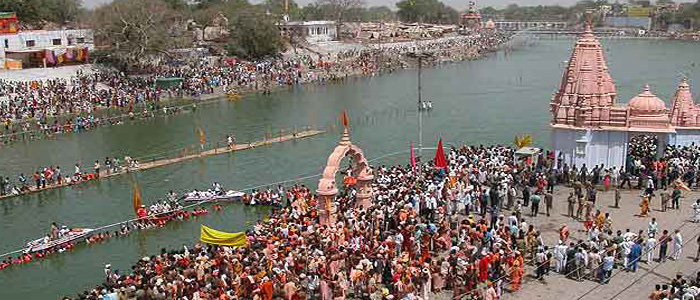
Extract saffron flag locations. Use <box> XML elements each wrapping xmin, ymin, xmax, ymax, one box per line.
<box><xmin>198</xmin><ymin>126</ymin><xmax>206</xmax><ymax>145</ymax></box>
<box><xmin>132</xmin><ymin>184</ymin><xmax>143</xmax><ymax>216</ymax></box>
<box><xmin>200</xmin><ymin>225</ymin><xmax>248</xmax><ymax>246</ymax></box>
<box><xmin>410</xmin><ymin>141</ymin><xmax>416</xmax><ymax>169</ymax></box>
<box><xmin>434</xmin><ymin>139</ymin><xmax>448</xmax><ymax>170</ymax></box>
<box><xmin>341</xmin><ymin>110</ymin><xmax>349</xmax><ymax>127</ymax></box>
<box><xmin>675</xmin><ymin>179</ymin><xmax>691</xmax><ymax>192</ymax></box>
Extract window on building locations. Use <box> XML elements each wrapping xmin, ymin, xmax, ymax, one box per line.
<box><xmin>4</xmin><ymin>39</ymin><xmax>8</xmax><ymax>49</ymax></box>
<box><xmin>77</xmin><ymin>37</ymin><xmax>85</xmax><ymax>43</ymax></box>
<box><xmin>575</xmin><ymin>134</ymin><xmax>587</xmax><ymax>156</ymax></box>
<box><xmin>575</xmin><ymin>141</ymin><xmax>586</xmax><ymax>156</ymax></box>
<box><xmin>26</xmin><ymin>40</ymin><xmax>35</xmax><ymax>47</ymax></box>
<box><xmin>52</xmin><ymin>38</ymin><xmax>62</xmax><ymax>46</ymax></box>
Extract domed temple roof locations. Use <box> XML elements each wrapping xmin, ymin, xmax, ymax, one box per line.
<box><xmin>629</xmin><ymin>85</ymin><xmax>667</xmax><ymax>114</ymax></box>
<box><xmin>628</xmin><ymin>85</ymin><xmax>671</xmax><ymax>130</ymax></box>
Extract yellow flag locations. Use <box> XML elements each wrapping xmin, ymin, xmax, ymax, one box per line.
<box><xmin>200</xmin><ymin>225</ymin><xmax>248</xmax><ymax>246</ymax></box>
<box><xmin>132</xmin><ymin>184</ymin><xmax>142</xmax><ymax>216</ymax></box>
<box><xmin>198</xmin><ymin>126</ymin><xmax>206</xmax><ymax>145</ymax></box>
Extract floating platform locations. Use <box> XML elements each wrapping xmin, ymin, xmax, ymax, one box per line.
<box><xmin>0</xmin><ymin>129</ymin><xmax>325</xmax><ymax>200</ymax></box>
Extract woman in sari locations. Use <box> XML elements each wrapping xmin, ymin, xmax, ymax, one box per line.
<box><xmin>603</xmin><ymin>170</ymin><xmax>611</xmax><ymax>191</ymax></box>
<box><xmin>640</xmin><ymin>194</ymin><xmax>650</xmax><ymax>217</ymax></box>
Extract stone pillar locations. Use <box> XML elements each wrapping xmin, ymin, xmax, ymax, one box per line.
<box><xmin>355</xmin><ymin>173</ymin><xmax>374</xmax><ymax>210</ymax></box>
<box><xmin>316</xmin><ymin>189</ymin><xmax>337</xmax><ymax>225</ymax></box>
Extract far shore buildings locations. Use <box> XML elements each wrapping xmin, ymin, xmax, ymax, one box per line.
<box><xmin>279</xmin><ymin>21</ymin><xmax>337</xmax><ymax>44</ymax></box>
<box><xmin>0</xmin><ymin>12</ymin><xmax>94</xmax><ymax>70</ymax></box>
<box><xmin>550</xmin><ymin>21</ymin><xmax>700</xmax><ymax>169</ymax></box>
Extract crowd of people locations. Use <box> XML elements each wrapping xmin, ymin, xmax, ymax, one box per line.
<box><xmin>60</xmin><ymin>142</ymin><xmax>699</xmax><ymax>300</ymax></box>
<box><xmin>0</xmin><ymin>31</ymin><xmax>512</xmax><ymax>145</ymax></box>
<box><xmin>0</xmin><ymin>156</ymin><xmax>141</xmax><ymax>198</ymax></box>
<box><xmin>0</xmin><ymin>202</ymin><xmax>212</xmax><ymax>272</ymax></box>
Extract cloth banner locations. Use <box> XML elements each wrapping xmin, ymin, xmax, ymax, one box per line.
<box><xmin>434</xmin><ymin>139</ymin><xmax>448</xmax><ymax>170</ymax></box>
<box><xmin>200</xmin><ymin>225</ymin><xmax>248</xmax><ymax>246</ymax></box>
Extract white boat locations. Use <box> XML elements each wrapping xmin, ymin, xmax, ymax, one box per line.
<box><xmin>25</xmin><ymin>228</ymin><xmax>94</xmax><ymax>253</ymax></box>
<box><xmin>180</xmin><ymin>190</ymin><xmax>245</xmax><ymax>202</ymax></box>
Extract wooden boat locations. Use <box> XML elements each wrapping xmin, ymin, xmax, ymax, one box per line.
<box><xmin>180</xmin><ymin>190</ymin><xmax>245</xmax><ymax>202</ymax></box>
<box><xmin>227</xmin><ymin>91</ymin><xmax>240</xmax><ymax>101</ymax></box>
<box><xmin>25</xmin><ymin>228</ymin><xmax>94</xmax><ymax>253</ymax></box>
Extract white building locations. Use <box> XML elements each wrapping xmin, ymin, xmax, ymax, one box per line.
<box><xmin>0</xmin><ymin>29</ymin><xmax>94</xmax><ymax>69</ymax></box>
<box><xmin>280</xmin><ymin>21</ymin><xmax>337</xmax><ymax>44</ymax></box>
<box><xmin>550</xmin><ymin>21</ymin><xmax>700</xmax><ymax>171</ymax></box>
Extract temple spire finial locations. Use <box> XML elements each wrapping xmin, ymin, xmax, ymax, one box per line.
<box><xmin>584</xmin><ymin>10</ymin><xmax>593</xmax><ymax>33</ymax></box>
<box><xmin>339</xmin><ymin>110</ymin><xmax>351</xmax><ymax>145</ymax></box>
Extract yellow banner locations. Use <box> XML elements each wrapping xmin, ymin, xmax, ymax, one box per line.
<box><xmin>200</xmin><ymin>225</ymin><xmax>248</xmax><ymax>246</ymax></box>
<box><xmin>628</xmin><ymin>7</ymin><xmax>652</xmax><ymax>17</ymax></box>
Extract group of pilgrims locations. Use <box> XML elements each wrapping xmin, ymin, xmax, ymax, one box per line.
<box><xmin>0</xmin><ymin>31</ymin><xmax>512</xmax><ymax>145</ymax></box>
<box><xmin>61</xmin><ymin>143</ymin><xmax>700</xmax><ymax>300</ymax></box>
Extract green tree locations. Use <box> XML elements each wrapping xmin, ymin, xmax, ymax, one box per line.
<box><xmin>396</xmin><ymin>0</ymin><xmax>459</xmax><ymax>24</ymax></box>
<box><xmin>227</xmin><ymin>9</ymin><xmax>283</xmax><ymax>59</ymax></box>
<box><xmin>299</xmin><ymin>3</ymin><xmax>324</xmax><ymax>20</ymax></box>
<box><xmin>364</xmin><ymin>6</ymin><xmax>395</xmax><ymax>21</ymax></box>
<box><xmin>43</xmin><ymin>0</ymin><xmax>83</xmax><ymax>25</ymax></box>
<box><xmin>0</xmin><ymin>0</ymin><xmax>84</xmax><ymax>27</ymax></box>
<box><xmin>263</xmin><ymin>0</ymin><xmax>301</xmax><ymax>19</ymax></box>
<box><xmin>315</xmin><ymin>0</ymin><xmax>364</xmax><ymax>32</ymax></box>
<box><xmin>92</xmin><ymin>0</ymin><xmax>184</xmax><ymax>71</ymax></box>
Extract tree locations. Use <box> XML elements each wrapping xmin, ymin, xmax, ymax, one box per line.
<box><xmin>263</xmin><ymin>0</ymin><xmax>301</xmax><ymax>20</ymax></box>
<box><xmin>364</xmin><ymin>6</ymin><xmax>395</xmax><ymax>21</ymax></box>
<box><xmin>396</xmin><ymin>0</ymin><xmax>459</xmax><ymax>24</ymax></box>
<box><xmin>43</xmin><ymin>0</ymin><xmax>83</xmax><ymax>25</ymax></box>
<box><xmin>315</xmin><ymin>0</ymin><xmax>364</xmax><ymax>33</ymax></box>
<box><xmin>0</xmin><ymin>0</ymin><xmax>84</xmax><ymax>27</ymax></box>
<box><xmin>227</xmin><ymin>9</ymin><xmax>283</xmax><ymax>59</ymax></box>
<box><xmin>92</xmin><ymin>0</ymin><xmax>184</xmax><ymax>71</ymax></box>
<box><xmin>300</xmin><ymin>3</ymin><xmax>324</xmax><ymax>20</ymax></box>
<box><xmin>164</xmin><ymin>0</ymin><xmax>189</xmax><ymax>11</ymax></box>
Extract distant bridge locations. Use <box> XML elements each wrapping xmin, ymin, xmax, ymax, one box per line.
<box><xmin>493</xmin><ymin>20</ymin><xmax>568</xmax><ymax>31</ymax></box>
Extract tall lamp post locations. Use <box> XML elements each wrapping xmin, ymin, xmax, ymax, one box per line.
<box><xmin>407</xmin><ymin>52</ymin><xmax>433</xmax><ymax>158</ymax></box>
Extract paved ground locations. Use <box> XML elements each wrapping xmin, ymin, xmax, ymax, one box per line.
<box><xmin>492</xmin><ymin>186</ymin><xmax>700</xmax><ymax>300</ymax></box>
<box><xmin>0</xmin><ymin>64</ymin><xmax>95</xmax><ymax>81</ymax></box>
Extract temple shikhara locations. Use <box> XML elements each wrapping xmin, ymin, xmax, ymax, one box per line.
<box><xmin>550</xmin><ymin>20</ymin><xmax>700</xmax><ymax>168</ymax></box>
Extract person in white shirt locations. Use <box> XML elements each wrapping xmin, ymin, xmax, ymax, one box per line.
<box><xmin>645</xmin><ymin>233</ymin><xmax>657</xmax><ymax>263</ymax></box>
<box><xmin>648</xmin><ymin>218</ymin><xmax>659</xmax><ymax>237</ymax></box>
<box><xmin>673</xmin><ymin>229</ymin><xmax>683</xmax><ymax>260</ymax></box>
<box><xmin>621</xmin><ymin>238</ymin><xmax>633</xmax><ymax>269</ymax></box>
<box><xmin>555</xmin><ymin>241</ymin><xmax>568</xmax><ymax>273</ymax></box>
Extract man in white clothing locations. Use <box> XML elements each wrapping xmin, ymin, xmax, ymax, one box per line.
<box><xmin>673</xmin><ymin>229</ymin><xmax>683</xmax><ymax>260</ymax></box>
<box><xmin>621</xmin><ymin>238</ymin><xmax>633</xmax><ymax>269</ymax></box>
<box><xmin>645</xmin><ymin>233</ymin><xmax>657</xmax><ymax>263</ymax></box>
<box><xmin>555</xmin><ymin>240</ymin><xmax>568</xmax><ymax>273</ymax></box>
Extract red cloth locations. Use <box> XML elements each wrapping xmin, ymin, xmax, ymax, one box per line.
<box><xmin>478</xmin><ymin>255</ymin><xmax>490</xmax><ymax>282</ymax></box>
<box><xmin>410</xmin><ymin>141</ymin><xmax>416</xmax><ymax>170</ymax></box>
<box><xmin>434</xmin><ymin>139</ymin><xmax>448</xmax><ymax>170</ymax></box>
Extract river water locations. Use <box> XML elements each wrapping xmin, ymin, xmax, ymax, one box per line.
<box><xmin>0</xmin><ymin>37</ymin><xmax>698</xmax><ymax>298</ymax></box>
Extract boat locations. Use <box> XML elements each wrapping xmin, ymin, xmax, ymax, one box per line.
<box><xmin>180</xmin><ymin>190</ymin><xmax>245</xmax><ymax>202</ymax></box>
<box><xmin>25</xmin><ymin>228</ymin><xmax>94</xmax><ymax>253</ymax></box>
<box><xmin>227</xmin><ymin>91</ymin><xmax>240</xmax><ymax>101</ymax></box>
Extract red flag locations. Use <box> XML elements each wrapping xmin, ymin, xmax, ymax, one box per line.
<box><xmin>341</xmin><ymin>110</ymin><xmax>349</xmax><ymax>127</ymax></box>
<box><xmin>434</xmin><ymin>139</ymin><xmax>448</xmax><ymax>170</ymax></box>
<box><xmin>410</xmin><ymin>141</ymin><xmax>416</xmax><ymax>169</ymax></box>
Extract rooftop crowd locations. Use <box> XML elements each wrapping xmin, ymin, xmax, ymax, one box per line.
<box><xmin>64</xmin><ymin>141</ymin><xmax>700</xmax><ymax>300</ymax></box>
<box><xmin>0</xmin><ymin>31</ymin><xmax>512</xmax><ymax>144</ymax></box>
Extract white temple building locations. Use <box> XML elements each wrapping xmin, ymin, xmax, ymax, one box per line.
<box><xmin>550</xmin><ymin>21</ymin><xmax>700</xmax><ymax>169</ymax></box>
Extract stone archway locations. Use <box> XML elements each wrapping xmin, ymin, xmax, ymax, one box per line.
<box><xmin>316</xmin><ymin>126</ymin><xmax>374</xmax><ymax>225</ymax></box>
